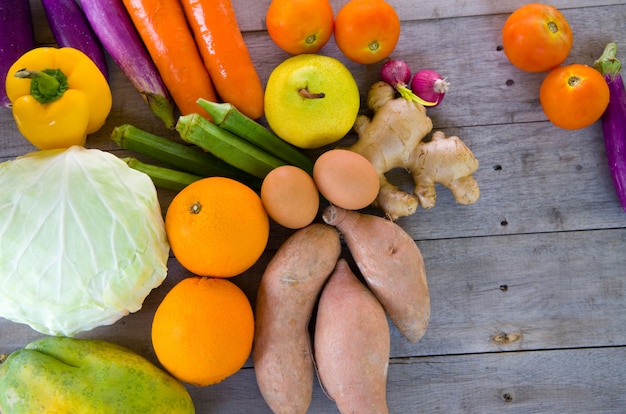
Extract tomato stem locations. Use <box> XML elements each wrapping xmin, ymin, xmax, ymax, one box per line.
<box><xmin>547</xmin><ymin>21</ymin><xmax>559</xmax><ymax>34</ymax></box>
<box><xmin>567</xmin><ymin>75</ymin><xmax>582</xmax><ymax>87</ymax></box>
<box><xmin>305</xmin><ymin>34</ymin><xmax>316</xmax><ymax>45</ymax></box>
<box><xmin>368</xmin><ymin>40</ymin><xmax>381</xmax><ymax>52</ymax></box>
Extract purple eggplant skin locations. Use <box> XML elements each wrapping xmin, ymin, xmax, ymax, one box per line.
<box><xmin>594</xmin><ymin>43</ymin><xmax>626</xmax><ymax>213</ymax></box>
<box><xmin>41</xmin><ymin>0</ymin><xmax>108</xmax><ymax>79</ymax></box>
<box><xmin>0</xmin><ymin>0</ymin><xmax>35</xmax><ymax>108</ymax></box>
<box><xmin>78</xmin><ymin>0</ymin><xmax>175</xmax><ymax>128</ymax></box>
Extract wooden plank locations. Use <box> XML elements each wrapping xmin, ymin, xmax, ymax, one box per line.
<box><xmin>231</xmin><ymin>1</ymin><xmax>625</xmax><ymax>32</ymax></box>
<box><xmin>387</xmin><ymin>347</ymin><xmax>626</xmax><ymax>414</ymax></box>
<box><xmin>395</xmin><ymin>120</ymin><xmax>626</xmax><ymax>240</ymax></box>
<box><xmin>182</xmin><ymin>346</ymin><xmax>626</xmax><ymax>413</ymax></box>
<box><xmin>32</xmin><ymin>1</ymin><xmax>617</xmax><ymax>37</ymax></box>
<box><xmin>395</xmin><ymin>227</ymin><xmax>626</xmax><ymax>357</ymax></box>
<box><xmin>3</xmin><ymin>227</ymin><xmax>624</xmax><ymax>361</ymax></box>
<box><xmin>260</xmin><ymin>115</ymin><xmax>626</xmax><ymax>244</ymax></box>
<box><xmin>4</xmin><ymin>327</ymin><xmax>624</xmax><ymax>413</ymax></box>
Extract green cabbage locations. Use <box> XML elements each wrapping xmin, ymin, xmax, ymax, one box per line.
<box><xmin>0</xmin><ymin>146</ymin><xmax>170</xmax><ymax>336</ymax></box>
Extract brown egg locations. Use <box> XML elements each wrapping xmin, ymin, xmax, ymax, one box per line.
<box><xmin>313</xmin><ymin>149</ymin><xmax>380</xmax><ymax>210</ymax></box>
<box><xmin>261</xmin><ymin>165</ymin><xmax>319</xmax><ymax>229</ymax></box>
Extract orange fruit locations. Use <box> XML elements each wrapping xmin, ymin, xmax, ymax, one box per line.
<box><xmin>334</xmin><ymin>0</ymin><xmax>400</xmax><ymax>64</ymax></box>
<box><xmin>539</xmin><ymin>64</ymin><xmax>610</xmax><ymax>130</ymax></box>
<box><xmin>165</xmin><ymin>177</ymin><xmax>269</xmax><ymax>277</ymax></box>
<box><xmin>151</xmin><ymin>276</ymin><xmax>255</xmax><ymax>386</ymax></box>
<box><xmin>265</xmin><ymin>0</ymin><xmax>335</xmax><ymax>55</ymax></box>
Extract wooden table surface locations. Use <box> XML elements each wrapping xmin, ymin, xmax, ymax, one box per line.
<box><xmin>2</xmin><ymin>1</ymin><xmax>626</xmax><ymax>413</ymax></box>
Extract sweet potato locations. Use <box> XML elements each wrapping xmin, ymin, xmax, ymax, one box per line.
<box><xmin>314</xmin><ymin>259</ymin><xmax>390</xmax><ymax>414</ymax></box>
<box><xmin>253</xmin><ymin>223</ymin><xmax>341</xmax><ymax>414</ymax></box>
<box><xmin>322</xmin><ymin>205</ymin><xmax>430</xmax><ymax>342</ymax></box>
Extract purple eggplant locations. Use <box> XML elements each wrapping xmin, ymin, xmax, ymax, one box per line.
<box><xmin>0</xmin><ymin>0</ymin><xmax>35</xmax><ymax>108</ymax></box>
<box><xmin>78</xmin><ymin>0</ymin><xmax>175</xmax><ymax>128</ymax></box>
<box><xmin>41</xmin><ymin>0</ymin><xmax>108</xmax><ymax>79</ymax></box>
<box><xmin>594</xmin><ymin>43</ymin><xmax>626</xmax><ymax>212</ymax></box>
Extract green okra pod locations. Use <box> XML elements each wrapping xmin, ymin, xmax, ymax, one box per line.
<box><xmin>197</xmin><ymin>99</ymin><xmax>314</xmax><ymax>175</ymax></box>
<box><xmin>121</xmin><ymin>157</ymin><xmax>202</xmax><ymax>192</ymax></box>
<box><xmin>176</xmin><ymin>113</ymin><xmax>286</xmax><ymax>180</ymax></box>
<box><xmin>112</xmin><ymin>123</ymin><xmax>262</xmax><ymax>190</ymax></box>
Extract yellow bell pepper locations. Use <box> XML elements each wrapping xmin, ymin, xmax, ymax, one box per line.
<box><xmin>5</xmin><ymin>47</ymin><xmax>112</xmax><ymax>150</ymax></box>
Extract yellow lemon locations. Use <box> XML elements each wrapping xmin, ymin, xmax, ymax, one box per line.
<box><xmin>264</xmin><ymin>54</ymin><xmax>360</xmax><ymax>149</ymax></box>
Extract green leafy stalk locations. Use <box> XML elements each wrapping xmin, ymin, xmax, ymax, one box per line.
<box><xmin>197</xmin><ymin>99</ymin><xmax>314</xmax><ymax>175</ymax></box>
<box><xmin>121</xmin><ymin>157</ymin><xmax>202</xmax><ymax>192</ymax></box>
<box><xmin>397</xmin><ymin>84</ymin><xmax>437</xmax><ymax>106</ymax></box>
<box><xmin>176</xmin><ymin>113</ymin><xmax>286</xmax><ymax>180</ymax></box>
<box><xmin>112</xmin><ymin>124</ymin><xmax>262</xmax><ymax>190</ymax></box>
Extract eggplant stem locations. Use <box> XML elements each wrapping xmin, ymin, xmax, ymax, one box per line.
<box><xmin>594</xmin><ymin>42</ymin><xmax>622</xmax><ymax>80</ymax></box>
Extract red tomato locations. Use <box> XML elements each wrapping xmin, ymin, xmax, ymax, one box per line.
<box><xmin>539</xmin><ymin>64</ymin><xmax>609</xmax><ymax>130</ymax></box>
<box><xmin>502</xmin><ymin>4</ymin><xmax>573</xmax><ymax>72</ymax></box>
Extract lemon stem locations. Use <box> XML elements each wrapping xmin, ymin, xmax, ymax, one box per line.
<box><xmin>299</xmin><ymin>88</ymin><xmax>325</xmax><ymax>99</ymax></box>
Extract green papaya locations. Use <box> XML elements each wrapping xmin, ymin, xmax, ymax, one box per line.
<box><xmin>0</xmin><ymin>336</ymin><xmax>195</xmax><ymax>413</ymax></box>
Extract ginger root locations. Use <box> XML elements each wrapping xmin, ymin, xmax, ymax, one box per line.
<box><xmin>345</xmin><ymin>81</ymin><xmax>479</xmax><ymax>220</ymax></box>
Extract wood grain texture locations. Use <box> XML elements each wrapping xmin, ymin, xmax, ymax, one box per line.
<box><xmin>1</xmin><ymin>1</ymin><xmax>626</xmax><ymax>413</ymax></box>
<box><xmin>180</xmin><ymin>347</ymin><xmax>626</xmax><ymax>413</ymax></box>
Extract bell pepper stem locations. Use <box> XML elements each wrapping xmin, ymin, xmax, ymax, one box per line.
<box><xmin>14</xmin><ymin>68</ymin><xmax>69</xmax><ymax>104</ymax></box>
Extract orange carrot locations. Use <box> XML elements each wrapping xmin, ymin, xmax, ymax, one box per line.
<box><xmin>122</xmin><ymin>0</ymin><xmax>217</xmax><ymax>118</ymax></box>
<box><xmin>180</xmin><ymin>0</ymin><xmax>265</xmax><ymax>120</ymax></box>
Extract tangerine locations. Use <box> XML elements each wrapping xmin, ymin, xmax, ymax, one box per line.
<box><xmin>265</xmin><ymin>0</ymin><xmax>335</xmax><ymax>55</ymax></box>
<box><xmin>151</xmin><ymin>276</ymin><xmax>255</xmax><ymax>386</ymax></box>
<box><xmin>165</xmin><ymin>177</ymin><xmax>269</xmax><ymax>277</ymax></box>
<box><xmin>334</xmin><ymin>0</ymin><xmax>400</xmax><ymax>65</ymax></box>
